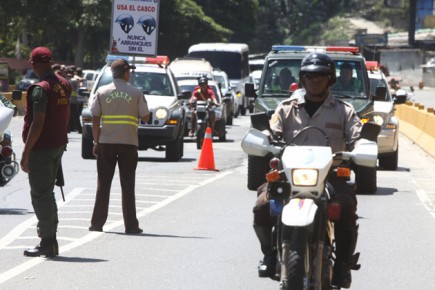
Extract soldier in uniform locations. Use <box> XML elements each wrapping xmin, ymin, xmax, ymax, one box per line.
<box><xmin>88</xmin><ymin>58</ymin><xmax>149</xmax><ymax>234</ymax></box>
<box><xmin>21</xmin><ymin>47</ymin><xmax>71</xmax><ymax>257</ymax></box>
<box><xmin>253</xmin><ymin>52</ymin><xmax>362</xmax><ymax>289</ymax></box>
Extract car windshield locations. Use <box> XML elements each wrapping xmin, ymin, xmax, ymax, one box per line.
<box><xmin>179</xmin><ymin>84</ymin><xmax>221</xmax><ymax>103</ymax></box>
<box><xmin>262</xmin><ymin>59</ymin><xmax>300</xmax><ymax>95</ymax></box>
<box><xmin>261</xmin><ymin>59</ymin><xmax>368</xmax><ymax>99</ymax></box>
<box><xmin>96</xmin><ymin>68</ymin><xmax>174</xmax><ymax>96</ymax></box>
<box><xmin>189</xmin><ymin>51</ymin><xmax>245</xmax><ymax>79</ymax></box>
<box><xmin>214</xmin><ymin>75</ymin><xmax>228</xmax><ymax>91</ymax></box>
<box><xmin>331</xmin><ymin>61</ymin><xmax>368</xmax><ymax>99</ymax></box>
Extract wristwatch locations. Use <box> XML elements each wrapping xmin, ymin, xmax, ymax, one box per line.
<box><xmin>93</xmin><ymin>141</ymin><xmax>98</xmax><ymax>145</ymax></box>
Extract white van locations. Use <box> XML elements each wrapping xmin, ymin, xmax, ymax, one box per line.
<box><xmin>169</xmin><ymin>57</ymin><xmax>214</xmax><ymax>81</ymax></box>
<box><xmin>188</xmin><ymin>43</ymin><xmax>251</xmax><ymax>115</ymax></box>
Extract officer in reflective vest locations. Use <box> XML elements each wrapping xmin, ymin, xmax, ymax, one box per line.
<box><xmin>88</xmin><ymin>58</ymin><xmax>150</xmax><ymax>234</ymax></box>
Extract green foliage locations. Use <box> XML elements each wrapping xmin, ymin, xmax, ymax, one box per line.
<box><xmin>0</xmin><ymin>0</ymin><xmax>411</xmax><ymax>69</ymax></box>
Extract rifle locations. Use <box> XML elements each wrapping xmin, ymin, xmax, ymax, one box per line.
<box><xmin>55</xmin><ymin>162</ymin><xmax>65</xmax><ymax>202</ymax></box>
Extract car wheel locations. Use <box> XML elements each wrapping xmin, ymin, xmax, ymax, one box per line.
<box><xmin>165</xmin><ymin>136</ymin><xmax>183</xmax><ymax>161</ymax></box>
<box><xmin>226</xmin><ymin>113</ymin><xmax>233</xmax><ymax>125</ymax></box>
<box><xmin>247</xmin><ymin>154</ymin><xmax>270</xmax><ymax>190</ymax></box>
<box><xmin>379</xmin><ymin>147</ymin><xmax>398</xmax><ymax>170</ymax></box>
<box><xmin>355</xmin><ymin>165</ymin><xmax>377</xmax><ymax>194</ymax></box>
<box><xmin>81</xmin><ymin>135</ymin><xmax>94</xmax><ymax>159</ymax></box>
<box><xmin>219</xmin><ymin>128</ymin><xmax>226</xmax><ymax>142</ymax></box>
<box><xmin>240</xmin><ymin>106</ymin><xmax>247</xmax><ymax>116</ymax></box>
<box><xmin>234</xmin><ymin>105</ymin><xmax>239</xmax><ymax>118</ymax></box>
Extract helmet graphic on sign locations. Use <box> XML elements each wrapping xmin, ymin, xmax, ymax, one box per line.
<box><xmin>115</xmin><ymin>14</ymin><xmax>134</xmax><ymax>34</ymax></box>
<box><xmin>137</xmin><ymin>15</ymin><xmax>156</xmax><ymax>35</ymax></box>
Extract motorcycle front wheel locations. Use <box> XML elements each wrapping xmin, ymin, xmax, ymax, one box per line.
<box><xmin>196</xmin><ymin>125</ymin><xmax>206</xmax><ymax>150</ymax></box>
<box><xmin>281</xmin><ymin>228</ymin><xmax>310</xmax><ymax>290</ymax></box>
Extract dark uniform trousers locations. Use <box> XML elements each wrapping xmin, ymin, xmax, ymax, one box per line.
<box><xmin>28</xmin><ymin>145</ymin><xmax>66</xmax><ymax>239</ymax></box>
<box><xmin>253</xmin><ymin>175</ymin><xmax>358</xmax><ymax>232</ymax></box>
<box><xmin>90</xmin><ymin>143</ymin><xmax>140</xmax><ymax>230</ymax></box>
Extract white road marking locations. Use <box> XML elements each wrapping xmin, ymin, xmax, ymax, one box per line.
<box><xmin>411</xmin><ymin>178</ymin><xmax>435</xmax><ymax>219</ymax></box>
<box><xmin>0</xmin><ymin>171</ymin><xmax>232</xmax><ymax>285</ymax></box>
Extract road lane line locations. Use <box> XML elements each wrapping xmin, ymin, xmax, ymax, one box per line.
<box><xmin>0</xmin><ymin>188</ymin><xmax>86</xmax><ymax>250</ymax></box>
<box><xmin>0</xmin><ymin>171</ymin><xmax>232</xmax><ymax>285</ymax></box>
<box><xmin>410</xmin><ymin>178</ymin><xmax>435</xmax><ymax>220</ymax></box>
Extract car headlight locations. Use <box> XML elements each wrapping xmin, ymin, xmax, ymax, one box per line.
<box><xmin>292</xmin><ymin>169</ymin><xmax>318</xmax><ymax>186</ymax></box>
<box><xmin>373</xmin><ymin>114</ymin><xmax>385</xmax><ymax>126</ymax></box>
<box><xmin>154</xmin><ymin>107</ymin><xmax>168</xmax><ymax>120</ymax></box>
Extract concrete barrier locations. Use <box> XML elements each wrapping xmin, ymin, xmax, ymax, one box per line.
<box><xmin>395</xmin><ymin>102</ymin><xmax>435</xmax><ymax>158</ymax></box>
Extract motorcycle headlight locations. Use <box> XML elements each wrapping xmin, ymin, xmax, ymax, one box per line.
<box><xmin>292</xmin><ymin>169</ymin><xmax>318</xmax><ymax>186</ymax></box>
<box><xmin>154</xmin><ymin>107</ymin><xmax>168</xmax><ymax>120</ymax></box>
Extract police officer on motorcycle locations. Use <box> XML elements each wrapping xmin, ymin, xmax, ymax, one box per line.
<box><xmin>188</xmin><ymin>76</ymin><xmax>219</xmax><ymax>137</ymax></box>
<box><xmin>253</xmin><ymin>52</ymin><xmax>362</xmax><ymax>289</ymax></box>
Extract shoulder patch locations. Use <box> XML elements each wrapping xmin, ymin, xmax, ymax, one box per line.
<box><xmin>270</xmin><ymin>113</ymin><xmax>280</xmax><ymax>125</ymax></box>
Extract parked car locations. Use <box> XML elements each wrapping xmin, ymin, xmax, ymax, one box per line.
<box><xmin>213</xmin><ymin>69</ymin><xmax>236</xmax><ymax>124</ymax></box>
<box><xmin>82</xmin><ymin>69</ymin><xmax>99</xmax><ymax>91</ymax></box>
<box><xmin>366</xmin><ymin>61</ymin><xmax>406</xmax><ymax>170</ymax></box>
<box><xmin>16</xmin><ymin>69</ymin><xmax>39</xmax><ymax>91</ymax></box>
<box><xmin>177</xmin><ymin>79</ymin><xmax>227</xmax><ymax>141</ymax></box>
<box><xmin>80</xmin><ymin>55</ymin><xmax>187</xmax><ymax>161</ymax></box>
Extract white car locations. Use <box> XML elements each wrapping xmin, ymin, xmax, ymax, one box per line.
<box><xmin>366</xmin><ymin>61</ymin><xmax>406</xmax><ymax>170</ymax></box>
<box><xmin>80</xmin><ymin>55</ymin><xmax>187</xmax><ymax>161</ymax></box>
<box><xmin>249</xmin><ymin>70</ymin><xmax>262</xmax><ymax>90</ymax></box>
<box><xmin>82</xmin><ymin>69</ymin><xmax>99</xmax><ymax>91</ymax></box>
<box><xmin>213</xmin><ymin>69</ymin><xmax>237</xmax><ymax>123</ymax></box>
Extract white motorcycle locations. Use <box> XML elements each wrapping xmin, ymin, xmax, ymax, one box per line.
<box><xmin>0</xmin><ymin>103</ymin><xmax>19</xmax><ymax>186</ymax></box>
<box><xmin>241</xmin><ymin>113</ymin><xmax>380</xmax><ymax>290</ymax></box>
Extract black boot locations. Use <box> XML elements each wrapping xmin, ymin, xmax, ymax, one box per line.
<box><xmin>24</xmin><ymin>238</ymin><xmax>59</xmax><ymax>257</ymax></box>
<box><xmin>332</xmin><ymin>228</ymin><xmax>360</xmax><ymax>289</ymax></box>
<box><xmin>253</xmin><ymin>225</ymin><xmax>276</xmax><ymax>279</ymax></box>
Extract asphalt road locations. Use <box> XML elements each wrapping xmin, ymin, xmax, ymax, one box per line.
<box><xmin>1</xmin><ymin>112</ymin><xmax>435</xmax><ymax>289</ymax></box>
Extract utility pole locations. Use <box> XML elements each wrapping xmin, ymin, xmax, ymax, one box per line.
<box><xmin>409</xmin><ymin>0</ymin><xmax>417</xmax><ymax>47</ymax></box>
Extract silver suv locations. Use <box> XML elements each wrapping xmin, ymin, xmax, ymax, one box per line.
<box><xmin>245</xmin><ymin>45</ymin><xmax>386</xmax><ymax>194</ymax></box>
<box><xmin>81</xmin><ymin>55</ymin><xmax>187</xmax><ymax>161</ymax></box>
<box><xmin>366</xmin><ymin>61</ymin><xmax>406</xmax><ymax>170</ymax></box>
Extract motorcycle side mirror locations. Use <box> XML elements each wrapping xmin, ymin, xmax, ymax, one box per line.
<box><xmin>245</xmin><ymin>83</ymin><xmax>256</xmax><ymax>98</ymax></box>
<box><xmin>180</xmin><ymin>90</ymin><xmax>191</xmax><ymax>100</ymax></box>
<box><xmin>360</xmin><ymin>122</ymin><xmax>381</xmax><ymax>142</ymax></box>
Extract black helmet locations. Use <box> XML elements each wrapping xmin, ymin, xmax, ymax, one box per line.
<box><xmin>198</xmin><ymin>76</ymin><xmax>208</xmax><ymax>85</ymax></box>
<box><xmin>299</xmin><ymin>52</ymin><xmax>336</xmax><ymax>85</ymax></box>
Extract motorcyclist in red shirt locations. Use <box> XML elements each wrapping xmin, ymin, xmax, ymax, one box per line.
<box><xmin>188</xmin><ymin>76</ymin><xmax>219</xmax><ymax>137</ymax></box>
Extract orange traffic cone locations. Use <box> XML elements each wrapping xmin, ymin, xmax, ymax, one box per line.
<box><xmin>195</xmin><ymin>127</ymin><xmax>219</xmax><ymax>171</ymax></box>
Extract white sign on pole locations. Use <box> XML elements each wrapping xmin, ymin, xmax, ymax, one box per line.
<box><xmin>110</xmin><ymin>0</ymin><xmax>159</xmax><ymax>56</ymax></box>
